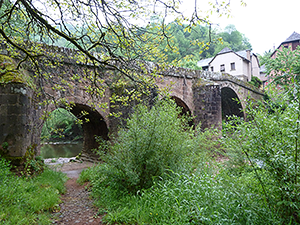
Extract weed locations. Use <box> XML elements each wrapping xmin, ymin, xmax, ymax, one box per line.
<box><xmin>1</xmin><ymin>142</ymin><xmax>8</xmax><ymax>149</ymax></box>
<box><xmin>51</xmin><ymin>158</ymin><xmax>57</xmax><ymax>163</ymax></box>
<box><xmin>0</xmin><ymin>156</ymin><xmax>67</xmax><ymax>224</ymax></box>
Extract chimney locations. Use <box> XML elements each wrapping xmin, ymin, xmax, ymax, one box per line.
<box><xmin>246</xmin><ymin>49</ymin><xmax>251</xmax><ymax>60</ymax></box>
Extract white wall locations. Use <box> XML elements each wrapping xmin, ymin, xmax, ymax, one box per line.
<box><xmin>209</xmin><ymin>52</ymin><xmax>248</xmax><ymax>79</ymax></box>
<box><xmin>251</xmin><ymin>55</ymin><xmax>260</xmax><ymax>79</ymax></box>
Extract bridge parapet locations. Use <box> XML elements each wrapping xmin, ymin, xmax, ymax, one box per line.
<box><xmin>199</xmin><ymin>71</ymin><xmax>263</xmax><ymax>95</ymax></box>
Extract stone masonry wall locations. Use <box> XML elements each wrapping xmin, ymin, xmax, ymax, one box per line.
<box><xmin>0</xmin><ymin>83</ymin><xmax>40</xmax><ymax>159</ymax></box>
<box><xmin>193</xmin><ymin>83</ymin><xmax>222</xmax><ymax>129</ymax></box>
<box><xmin>155</xmin><ymin>74</ymin><xmax>194</xmax><ymax>112</ymax></box>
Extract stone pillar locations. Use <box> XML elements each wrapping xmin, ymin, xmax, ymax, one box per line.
<box><xmin>193</xmin><ymin>83</ymin><xmax>222</xmax><ymax>129</ymax></box>
<box><xmin>0</xmin><ymin>83</ymin><xmax>40</xmax><ymax>164</ymax></box>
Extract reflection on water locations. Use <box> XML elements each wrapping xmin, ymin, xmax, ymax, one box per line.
<box><xmin>40</xmin><ymin>143</ymin><xmax>83</xmax><ymax>159</ymax></box>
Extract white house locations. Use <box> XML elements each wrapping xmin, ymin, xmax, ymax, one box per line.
<box><xmin>197</xmin><ymin>47</ymin><xmax>260</xmax><ymax>82</ymax></box>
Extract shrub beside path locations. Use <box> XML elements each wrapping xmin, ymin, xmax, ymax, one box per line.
<box><xmin>47</xmin><ymin>160</ymin><xmax>103</xmax><ymax>225</ymax></box>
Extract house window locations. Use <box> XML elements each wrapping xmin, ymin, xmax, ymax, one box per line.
<box><xmin>211</xmin><ymin>66</ymin><xmax>214</xmax><ymax>72</ymax></box>
<box><xmin>230</xmin><ymin>62</ymin><xmax>235</xmax><ymax>70</ymax></box>
<box><xmin>220</xmin><ymin>64</ymin><xmax>225</xmax><ymax>72</ymax></box>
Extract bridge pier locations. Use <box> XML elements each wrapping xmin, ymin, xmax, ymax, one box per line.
<box><xmin>193</xmin><ymin>83</ymin><xmax>222</xmax><ymax>130</ymax></box>
<box><xmin>0</xmin><ymin>83</ymin><xmax>40</xmax><ymax>164</ymax></box>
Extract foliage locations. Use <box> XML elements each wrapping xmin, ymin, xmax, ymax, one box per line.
<box><xmin>153</xmin><ymin>23</ymin><xmax>252</xmax><ymax>69</ymax></box>
<box><xmin>107</xmin><ymin>170</ymin><xmax>277</xmax><ymax>224</ymax></box>
<box><xmin>265</xmin><ymin>46</ymin><xmax>300</xmax><ymax>89</ymax></box>
<box><xmin>79</xmin><ymin>96</ymin><xmax>300</xmax><ymax>224</ymax></box>
<box><xmin>22</xmin><ymin>155</ymin><xmax>45</xmax><ymax>177</ymax></box>
<box><xmin>41</xmin><ymin>108</ymin><xmax>83</xmax><ymax>142</ymax></box>
<box><xmin>79</xmin><ymin>161</ymin><xmax>280</xmax><ymax>224</ymax></box>
<box><xmin>82</xmin><ymin>97</ymin><xmax>300</xmax><ymax>224</ymax></box>
<box><xmin>258</xmin><ymin>49</ymin><xmax>272</xmax><ymax>67</ymax></box>
<box><xmin>217</xmin><ymin>24</ymin><xmax>252</xmax><ymax>52</ymax></box>
<box><xmin>78</xmin><ymin>99</ymin><xmax>237</xmax><ymax>224</ymax></box>
<box><xmin>223</xmin><ymin>97</ymin><xmax>300</xmax><ymax>223</ymax></box>
<box><xmin>263</xmin><ymin>83</ymin><xmax>289</xmax><ymax>114</ymax></box>
<box><xmin>249</xmin><ymin>75</ymin><xmax>262</xmax><ymax>88</ymax></box>
<box><xmin>241</xmin><ymin>46</ymin><xmax>300</xmax><ymax>223</ymax></box>
<box><xmin>93</xmin><ymin>99</ymin><xmax>199</xmax><ymax>194</ymax></box>
<box><xmin>0</xmin><ymin>157</ymin><xmax>67</xmax><ymax>224</ymax></box>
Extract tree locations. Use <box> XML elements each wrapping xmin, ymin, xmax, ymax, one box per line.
<box><xmin>258</xmin><ymin>49</ymin><xmax>272</xmax><ymax>66</ymax></box>
<box><xmin>0</xmin><ymin>0</ymin><xmax>247</xmax><ymax>106</ymax></box>
<box><xmin>216</xmin><ymin>24</ymin><xmax>252</xmax><ymax>53</ymax></box>
<box><xmin>148</xmin><ymin>22</ymin><xmax>252</xmax><ymax>69</ymax></box>
<box><xmin>249</xmin><ymin>76</ymin><xmax>262</xmax><ymax>88</ymax></box>
<box><xmin>266</xmin><ymin>46</ymin><xmax>300</xmax><ymax>88</ymax></box>
<box><xmin>95</xmin><ymin>98</ymin><xmax>197</xmax><ymax>193</ymax></box>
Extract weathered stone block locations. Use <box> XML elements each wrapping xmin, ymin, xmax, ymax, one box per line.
<box><xmin>19</xmin><ymin>94</ymin><xmax>30</xmax><ymax>106</ymax></box>
<box><xmin>0</xmin><ymin>94</ymin><xmax>18</xmax><ymax>105</ymax></box>
<box><xmin>7</xmin><ymin>105</ymin><xmax>23</xmax><ymax>115</ymax></box>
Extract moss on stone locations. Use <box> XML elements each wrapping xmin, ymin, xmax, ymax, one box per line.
<box><xmin>0</xmin><ymin>54</ymin><xmax>33</xmax><ymax>86</ymax></box>
<box><xmin>0</xmin><ymin>144</ymin><xmax>37</xmax><ymax>166</ymax></box>
<box><xmin>193</xmin><ymin>78</ymin><xmax>214</xmax><ymax>88</ymax></box>
<box><xmin>0</xmin><ymin>148</ymin><xmax>24</xmax><ymax>165</ymax></box>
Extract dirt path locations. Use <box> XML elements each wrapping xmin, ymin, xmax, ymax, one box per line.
<box><xmin>49</xmin><ymin>161</ymin><xmax>103</xmax><ymax>225</ymax></box>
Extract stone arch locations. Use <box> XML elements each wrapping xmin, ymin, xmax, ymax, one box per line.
<box><xmin>40</xmin><ymin>103</ymin><xmax>109</xmax><ymax>159</ymax></box>
<box><xmin>221</xmin><ymin>87</ymin><xmax>244</xmax><ymax>121</ymax></box>
<box><xmin>171</xmin><ymin>96</ymin><xmax>194</xmax><ymax>127</ymax></box>
<box><xmin>69</xmin><ymin>103</ymin><xmax>109</xmax><ymax>159</ymax></box>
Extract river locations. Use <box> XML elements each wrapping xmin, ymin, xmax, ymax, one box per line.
<box><xmin>40</xmin><ymin>143</ymin><xmax>83</xmax><ymax>159</ymax></box>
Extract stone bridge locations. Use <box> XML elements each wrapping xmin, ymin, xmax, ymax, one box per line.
<box><xmin>0</xmin><ymin>46</ymin><xmax>264</xmax><ymax>163</ymax></box>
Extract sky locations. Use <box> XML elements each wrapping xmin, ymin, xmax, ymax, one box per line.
<box><xmin>182</xmin><ymin>0</ymin><xmax>300</xmax><ymax>55</ymax></box>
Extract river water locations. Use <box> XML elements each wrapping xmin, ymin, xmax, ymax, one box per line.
<box><xmin>40</xmin><ymin>143</ymin><xmax>83</xmax><ymax>159</ymax></box>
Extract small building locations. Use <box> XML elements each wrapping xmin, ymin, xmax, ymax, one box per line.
<box><xmin>271</xmin><ymin>31</ymin><xmax>300</xmax><ymax>58</ymax></box>
<box><xmin>197</xmin><ymin>47</ymin><xmax>260</xmax><ymax>82</ymax></box>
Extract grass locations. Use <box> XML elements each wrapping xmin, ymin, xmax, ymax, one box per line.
<box><xmin>78</xmin><ymin>161</ymin><xmax>281</xmax><ymax>225</ymax></box>
<box><xmin>0</xmin><ymin>157</ymin><xmax>67</xmax><ymax>225</ymax></box>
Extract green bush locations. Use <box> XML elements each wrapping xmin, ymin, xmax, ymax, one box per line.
<box><xmin>78</xmin><ymin>99</ymin><xmax>230</xmax><ymax>224</ymax></box>
<box><xmin>249</xmin><ymin>76</ymin><xmax>262</xmax><ymax>88</ymax></box>
<box><xmin>97</xmin><ymin>99</ymin><xmax>196</xmax><ymax>193</ymax></box>
<box><xmin>223</xmin><ymin>99</ymin><xmax>300</xmax><ymax>223</ymax></box>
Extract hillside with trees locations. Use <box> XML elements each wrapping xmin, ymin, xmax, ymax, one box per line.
<box><xmin>152</xmin><ymin>23</ymin><xmax>252</xmax><ymax>69</ymax></box>
<box><xmin>39</xmin><ymin>21</ymin><xmax>252</xmax><ymax>70</ymax></box>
